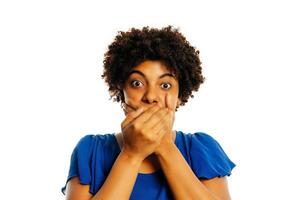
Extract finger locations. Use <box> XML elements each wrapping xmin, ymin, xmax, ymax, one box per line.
<box><xmin>125</xmin><ymin>103</ymin><xmax>136</xmax><ymax>111</ymax></box>
<box><xmin>170</xmin><ymin>109</ymin><xmax>175</xmax><ymax>127</ymax></box>
<box><xmin>137</xmin><ymin>102</ymin><xmax>158</xmax><ymax>112</ymax></box>
<box><xmin>143</xmin><ymin>107</ymin><xmax>169</xmax><ymax>131</ymax></box>
<box><xmin>156</xmin><ymin>126</ymin><xmax>168</xmax><ymax>141</ymax></box>
<box><xmin>125</xmin><ymin>101</ymin><xmax>154</xmax><ymax>113</ymax></box>
<box><xmin>165</xmin><ymin>94</ymin><xmax>175</xmax><ymax>124</ymax></box>
<box><xmin>156</xmin><ymin>119</ymin><xmax>172</xmax><ymax>142</ymax></box>
<box><xmin>146</xmin><ymin>109</ymin><xmax>170</xmax><ymax>135</ymax></box>
<box><xmin>133</xmin><ymin>103</ymin><xmax>162</xmax><ymax>125</ymax></box>
<box><xmin>165</xmin><ymin>94</ymin><xmax>169</xmax><ymax>109</ymax></box>
<box><xmin>165</xmin><ymin>93</ymin><xmax>174</xmax><ymax>111</ymax></box>
<box><xmin>122</xmin><ymin>103</ymin><xmax>158</xmax><ymax>129</ymax></box>
<box><xmin>154</xmin><ymin>111</ymin><xmax>173</xmax><ymax>139</ymax></box>
<box><xmin>121</xmin><ymin>107</ymin><xmax>144</xmax><ymax>129</ymax></box>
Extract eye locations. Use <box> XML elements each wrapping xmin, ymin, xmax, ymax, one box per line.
<box><xmin>160</xmin><ymin>82</ymin><xmax>172</xmax><ymax>90</ymax></box>
<box><xmin>130</xmin><ymin>80</ymin><xmax>144</xmax><ymax>88</ymax></box>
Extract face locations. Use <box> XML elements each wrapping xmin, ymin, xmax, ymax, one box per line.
<box><xmin>122</xmin><ymin>60</ymin><xmax>180</xmax><ymax>112</ymax></box>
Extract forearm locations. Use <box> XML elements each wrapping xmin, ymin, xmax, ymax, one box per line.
<box><xmin>91</xmin><ymin>150</ymin><xmax>142</xmax><ymax>200</ymax></box>
<box><xmin>156</xmin><ymin>143</ymin><xmax>220</xmax><ymax>200</ymax></box>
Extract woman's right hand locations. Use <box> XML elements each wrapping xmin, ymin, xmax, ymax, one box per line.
<box><xmin>120</xmin><ymin>102</ymin><xmax>172</xmax><ymax>161</ymax></box>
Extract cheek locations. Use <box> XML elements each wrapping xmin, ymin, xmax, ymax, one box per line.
<box><xmin>123</xmin><ymin>88</ymin><xmax>142</xmax><ymax>104</ymax></box>
<box><xmin>123</xmin><ymin>90</ymin><xmax>130</xmax><ymax>101</ymax></box>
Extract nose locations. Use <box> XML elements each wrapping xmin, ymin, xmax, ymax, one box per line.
<box><xmin>142</xmin><ymin>86</ymin><xmax>160</xmax><ymax>105</ymax></box>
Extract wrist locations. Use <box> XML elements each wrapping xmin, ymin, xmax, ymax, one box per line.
<box><xmin>120</xmin><ymin>149</ymin><xmax>144</xmax><ymax>166</ymax></box>
<box><xmin>154</xmin><ymin>141</ymin><xmax>175</xmax><ymax>157</ymax></box>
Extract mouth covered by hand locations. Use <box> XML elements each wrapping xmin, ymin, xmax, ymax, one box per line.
<box><xmin>123</xmin><ymin>94</ymin><xmax>174</xmax><ymax>114</ymax></box>
<box><xmin>122</xmin><ymin>94</ymin><xmax>175</xmax><ymax>128</ymax></box>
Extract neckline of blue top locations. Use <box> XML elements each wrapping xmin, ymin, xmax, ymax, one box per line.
<box><xmin>112</xmin><ymin>130</ymin><xmax>180</xmax><ymax>176</ymax></box>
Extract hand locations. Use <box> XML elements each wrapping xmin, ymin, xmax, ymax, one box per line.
<box><xmin>120</xmin><ymin>101</ymin><xmax>173</xmax><ymax>161</ymax></box>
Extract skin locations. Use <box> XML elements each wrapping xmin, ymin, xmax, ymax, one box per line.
<box><xmin>65</xmin><ymin>60</ymin><xmax>232</xmax><ymax>200</ymax></box>
<box><xmin>119</xmin><ymin>60</ymin><xmax>179</xmax><ymax>164</ymax></box>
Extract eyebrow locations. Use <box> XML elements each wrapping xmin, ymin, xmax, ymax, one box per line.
<box><xmin>128</xmin><ymin>70</ymin><xmax>176</xmax><ymax>79</ymax></box>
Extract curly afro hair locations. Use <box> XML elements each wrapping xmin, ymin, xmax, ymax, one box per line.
<box><xmin>101</xmin><ymin>25</ymin><xmax>205</xmax><ymax>108</ymax></box>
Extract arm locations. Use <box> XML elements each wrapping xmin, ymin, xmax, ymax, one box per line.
<box><xmin>65</xmin><ymin>104</ymin><xmax>170</xmax><ymax>200</ymax></box>
<box><xmin>65</xmin><ymin>150</ymin><xmax>143</xmax><ymax>200</ymax></box>
<box><xmin>155</xmin><ymin>141</ymin><xmax>231</xmax><ymax>200</ymax></box>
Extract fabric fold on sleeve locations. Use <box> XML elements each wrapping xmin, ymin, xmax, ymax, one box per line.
<box><xmin>61</xmin><ymin>135</ymin><xmax>95</xmax><ymax>195</ymax></box>
<box><xmin>190</xmin><ymin>132</ymin><xmax>236</xmax><ymax>179</ymax></box>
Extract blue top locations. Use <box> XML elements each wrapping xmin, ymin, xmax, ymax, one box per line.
<box><xmin>61</xmin><ymin>130</ymin><xmax>236</xmax><ymax>199</ymax></box>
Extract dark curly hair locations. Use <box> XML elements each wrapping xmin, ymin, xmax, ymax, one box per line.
<box><xmin>101</xmin><ymin>25</ymin><xmax>205</xmax><ymax>108</ymax></box>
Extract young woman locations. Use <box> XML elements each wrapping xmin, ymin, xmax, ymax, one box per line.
<box><xmin>61</xmin><ymin>26</ymin><xmax>236</xmax><ymax>200</ymax></box>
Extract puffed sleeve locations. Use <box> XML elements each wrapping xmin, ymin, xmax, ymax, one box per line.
<box><xmin>190</xmin><ymin>132</ymin><xmax>236</xmax><ymax>179</ymax></box>
<box><xmin>61</xmin><ymin>134</ymin><xmax>105</xmax><ymax>195</ymax></box>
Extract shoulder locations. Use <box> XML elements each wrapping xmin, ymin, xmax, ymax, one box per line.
<box><xmin>62</xmin><ymin>133</ymin><xmax>115</xmax><ymax>195</ymax></box>
<box><xmin>75</xmin><ymin>134</ymin><xmax>94</xmax><ymax>149</ymax></box>
<box><xmin>179</xmin><ymin>131</ymin><xmax>236</xmax><ymax>179</ymax></box>
<box><xmin>70</xmin><ymin>133</ymin><xmax>118</xmax><ymax>161</ymax></box>
<box><xmin>190</xmin><ymin>132</ymin><xmax>217</xmax><ymax>141</ymax></box>
<box><xmin>189</xmin><ymin>131</ymin><xmax>231</xmax><ymax>160</ymax></box>
<box><xmin>74</xmin><ymin>133</ymin><xmax>115</xmax><ymax>150</ymax></box>
<box><xmin>190</xmin><ymin>132</ymin><xmax>223</xmax><ymax>150</ymax></box>
<box><xmin>177</xmin><ymin>130</ymin><xmax>221</xmax><ymax>149</ymax></box>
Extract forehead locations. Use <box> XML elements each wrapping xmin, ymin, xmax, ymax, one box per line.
<box><xmin>129</xmin><ymin>60</ymin><xmax>174</xmax><ymax>78</ymax></box>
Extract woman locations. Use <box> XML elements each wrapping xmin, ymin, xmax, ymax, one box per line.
<box><xmin>61</xmin><ymin>26</ymin><xmax>236</xmax><ymax>200</ymax></box>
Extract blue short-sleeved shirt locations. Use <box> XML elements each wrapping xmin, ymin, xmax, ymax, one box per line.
<box><xmin>61</xmin><ymin>130</ymin><xmax>236</xmax><ymax>199</ymax></box>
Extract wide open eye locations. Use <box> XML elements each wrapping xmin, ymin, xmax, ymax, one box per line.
<box><xmin>160</xmin><ymin>82</ymin><xmax>172</xmax><ymax>90</ymax></box>
<box><xmin>130</xmin><ymin>80</ymin><xmax>144</xmax><ymax>88</ymax></box>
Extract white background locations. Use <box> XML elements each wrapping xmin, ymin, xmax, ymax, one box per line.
<box><xmin>0</xmin><ymin>0</ymin><xmax>299</xmax><ymax>199</ymax></box>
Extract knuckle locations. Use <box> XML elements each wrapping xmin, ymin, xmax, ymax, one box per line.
<box><xmin>121</xmin><ymin>121</ymin><xmax>125</xmax><ymax>128</ymax></box>
<box><xmin>153</xmin><ymin>104</ymin><xmax>160</xmax><ymax>110</ymax></box>
<box><xmin>164</xmin><ymin>108</ymin><xmax>169</xmax><ymax>114</ymax></box>
<box><xmin>153</xmin><ymin>115</ymin><xmax>161</xmax><ymax>122</ymax></box>
<box><xmin>121</xmin><ymin>119</ymin><xmax>125</xmax><ymax>125</ymax></box>
<box><xmin>154</xmin><ymin>111</ymin><xmax>164</xmax><ymax>119</ymax></box>
<box><xmin>132</xmin><ymin>123</ymin><xmax>141</xmax><ymax>131</ymax></box>
<box><xmin>150</xmin><ymin>105</ymin><xmax>159</xmax><ymax>112</ymax></box>
<box><xmin>121</xmin><ymin>119</ymin><xmax>129</xmax><ymax>128</ymax></box>
<box><xmin>128</xmin><ymin>112</ymin><xmax>135</xmax><ymax>118</ymax></box>
<box><xmin>147</xmin><ymin>134</ymin><xmax>156</xmax><ymax>142</ymax></box>
<box><xmin>155</xmin><ymin>108</ymin><xmax>166</xmax><ymax>118</ymax></box>
<box><xmin>160</xmin><ymin>108</ymin><xmax>169</xmax><ymax>116</ymax></box>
